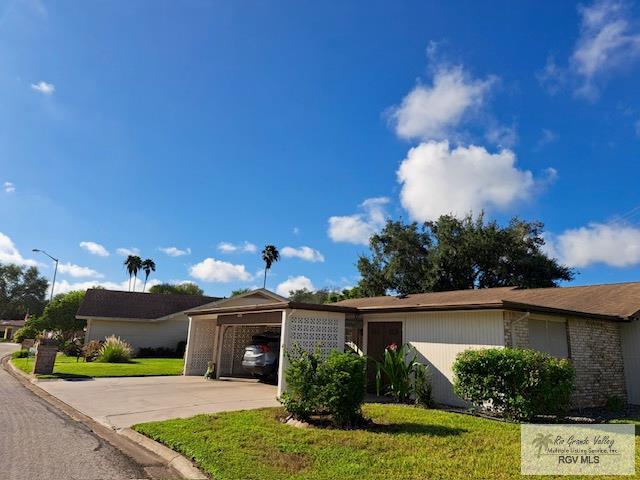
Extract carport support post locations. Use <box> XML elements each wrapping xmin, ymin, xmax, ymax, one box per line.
<box><xmin>277</xmin><ymin>310</ymin><xmax>289</xmax><ymax>398</ymax></box>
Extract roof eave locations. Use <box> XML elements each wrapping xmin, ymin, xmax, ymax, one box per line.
<box><xmin>502</xmin><ymin>301</ymin><xmax>628</xmax><ymax>322</ymax></box>
<box><xmin>355</xmin><ymin>302</ymin><xmax>504</xmax><ymax>314</ymax></box>
<box><xmin>187</xmin><ymin>301</ymin><xmax>358</xmax><ymax>316</ymax></box>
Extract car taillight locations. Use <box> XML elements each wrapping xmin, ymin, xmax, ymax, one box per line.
<box><xmin>259</xmin><ymin>344</ymin><xmax>270</xmax><ymax>353</ymax></box>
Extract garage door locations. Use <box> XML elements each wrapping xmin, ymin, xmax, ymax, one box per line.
<box><xmin>621</xmin><ymin>320</ymin><xmax>640</xmax><ymax>405</ymax></box>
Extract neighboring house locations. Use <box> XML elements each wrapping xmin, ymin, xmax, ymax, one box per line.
<box><xmin>183</xmin><ymin>283</ymin><xmax>640</xmax><ymax>409</ymax></box>
<box><xmin>1</xmin><ymin>319</ymin><xmax>25</xmax><ymax>341</ymax></box>
<box><xmin>77</xmin><ymin>289</ymin><xmax>221</xmax><ymax>353</ymax></box>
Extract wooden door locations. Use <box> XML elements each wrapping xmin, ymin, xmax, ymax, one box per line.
<box><xmin>366</xmin><ymin>321</ymin><xmax>402</xmax><ymax>390</ymax></box>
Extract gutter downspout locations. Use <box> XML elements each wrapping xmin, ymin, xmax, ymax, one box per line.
<box><xmin>509</xmin><ymin>311</ymin><xmax>530</xmax><ymax>348</ymax></box>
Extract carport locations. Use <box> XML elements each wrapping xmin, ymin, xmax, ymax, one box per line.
<box><xmin>216</xmin><ymin>311</ymin><xmax>282</xmax><ymax>378</ymax></box>
<box><xmin>182</xmin><ymin>289</ymin><xmax>358</xmax><ymax>396</ymax></box>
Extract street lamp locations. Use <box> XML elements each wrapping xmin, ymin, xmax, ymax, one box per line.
<box><xmin>32</xmin><ymin>249</ymin><xmax>59</xmax><ymax>301</ymax></box>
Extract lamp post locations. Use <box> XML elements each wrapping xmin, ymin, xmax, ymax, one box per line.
<box><xmin>32</xmin><ymin>249</ymin><xmax>58</xmax><ymax>301</ymax></box>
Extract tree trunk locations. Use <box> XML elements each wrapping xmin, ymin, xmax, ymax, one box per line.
<box><xmin>263</xmin><ymin>267</ymin><xmax>268</xmax><ymax>288</ymax></box>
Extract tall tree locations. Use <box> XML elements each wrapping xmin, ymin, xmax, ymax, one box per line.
<box><xmin>124</xmin><ymin>255</ymin><xmax>143</xmax><ymax>292</ymax></box>
<box><xmin>40</xmin><ymin>290</ymin><xmax>86</xmax><ymax>341</ymax></box>
<box><xmin>288</xmin><ymin>288</ymin><xmax>331</xmax><ymax>304</ymax></box>
<box><xmin>230</xmin><ymin>288</ymin><xmax>251</xmax><ymax>297</ymax></box>
<box><xmin>141</xmin><ymin>258</ymin><xmax>156</xmax><ymax>292</ymax></box>
<box><xmin>148</xmin><ymin>282</ymin><xmax>204</xmax><ymax>296</ymax></box>
<box><xmin>0</xmin><ymin>263</ymin><xmax>49</xmax><ymax>319</ymax></box>
<box><xmin>261</xmin><ymin>245</ymin><xmax>280</xmax><ymax>289</ymax></box>
<box><xmin>357</xmin><ymin>214</ymin><xmax>573</xmax><ymax>296</ymax></box>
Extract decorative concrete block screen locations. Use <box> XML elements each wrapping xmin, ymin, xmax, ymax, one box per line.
<box><xmin>185</xmin><ymin>318</ymin><xmax>216</xmax><ymax>375</ymax></box>
<box><xmin>219</xmin><ymin>325</ymin><xmax>280</xmax><ymax>376</ymax></box>
<box><xmin>287</xmin><ymin>311</ymin><xmax>345</xmax><ymax>358</ymax></box>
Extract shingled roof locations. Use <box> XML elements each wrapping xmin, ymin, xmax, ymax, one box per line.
<box><xmin>77</xmin><ymin>289</ymin><xmax>220</xmax><ymax>320</ymax></box>
<box><xmin>334</xmin><ymin>282</ymin><xmax>640</xmax><ymax>320</ymax></box>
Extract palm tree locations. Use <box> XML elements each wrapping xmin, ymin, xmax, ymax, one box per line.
<box><xmin>261</xmin><ymin>245</ymin><xmax>280</xmax><ymax>289</ymax></box>
<box><xmin>141</xmin><ymin>258</ymin><xmax>156</xmax><ymax>292</ymax></box>
<box><xmin>124</xmin><ymin>255</ymin><xmax>143</xmax><ymax>292</ymax></box>
<box><xmin>531</xmin><ymin>433</ymin><xmax>553</xmax><ymax>458</ymax></box>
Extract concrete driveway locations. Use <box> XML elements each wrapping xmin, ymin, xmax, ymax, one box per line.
<box><xmin>37</xmin><ymin>375</ymin><xmax>279</xmax><ymax>428</ymax></box>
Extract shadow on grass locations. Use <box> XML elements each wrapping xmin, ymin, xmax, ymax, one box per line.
<box><xmin>369</xmin><ymin>422</ymin><xmax>467</xmax><ymax>437</ymax></box>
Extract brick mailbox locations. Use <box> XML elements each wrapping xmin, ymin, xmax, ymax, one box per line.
<box><xmin>33</xmin><ymin>338</ymin><xmax>58</xmax><ymax>375</ymax></box>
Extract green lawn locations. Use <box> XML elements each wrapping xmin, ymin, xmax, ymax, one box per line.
<box><xmin>132</xmin><ymin>404</ymin><xmax>640</xmax><ymax>480</ymax></box>
<box><xmin>11</xmin><ymin>354</ymin><xmax>184</xmax><ymax>378</ymax></box>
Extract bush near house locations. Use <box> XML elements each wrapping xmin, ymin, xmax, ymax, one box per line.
<box><xmin>97</xmin><ymin>335</ymin><xmax>133</xmax><ymax>363</ymax></box>
<box><xmin>280</xmin><ymin>346</ymin><xmax>367</xmax><ymax>427</ymax></box>
<box><xmin>453</xmin><ymin>347</ymin><xmax>575</xmax><ymax>421</ymax></box>
<box><xmin>374</xmin><ymin>343</ymin><xmax>432</xmax><ymax>406</ymax></box>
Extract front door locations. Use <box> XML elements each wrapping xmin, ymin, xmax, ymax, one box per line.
<box><xmin>366</xmin><ymin>321</ymin><xmax>403</xmax><ymax>391</ymax></box>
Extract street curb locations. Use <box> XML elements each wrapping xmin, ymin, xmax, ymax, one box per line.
<box><xmin>119</xmin><ymin>428</ymin><xmax>208</xmax><ymax>480</ymax></box>
<box><xmin>2</xmin><ymin>354</ymin><xmax>208</xmax><ymax>480</ymax></box>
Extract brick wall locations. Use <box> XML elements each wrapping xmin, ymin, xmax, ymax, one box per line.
<box><xmin>503</xmin><ymin>311</ymin><xmax>627</xmax><ymax>408</ymax></box>
<box><xmin>503</xmin><ymin>310</ymin><xmax>529</xmax><ymax>348</ymax></box>
<box><xmin>566</xmin><ymin>317</ymin><xmax>626</xmax><ymax>408</ymax></box>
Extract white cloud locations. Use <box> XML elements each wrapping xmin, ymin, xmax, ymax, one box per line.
<box><xmin>540</xmin><ymin>1</ymin><xmax>640</xmax><ymax>98</ymax></box>
<box><xmin>31</xmin><ymin>81</ymin><xmax>55</xmax><ymax>95</ymax></box>
<box><xmin>79</xmin><ymin>241</ymin><xmax>109</xmax><ymax>257</ymax></box>
<box><xmin>293</xmin><ymin>227</ymin><xmax>300</xmax><ymax>235</ymax></box>
<box><xmin>546</xmin><ymin>222</ymin><xmax>640</xmax><ymax>268</ymax></box>
<box><xmin>390</xmin><ymin>64</ymin><xmax>495</xmax><ymax>142</ymax></box>
<box><xmin>276</xmin><ymin>275</ymin><xmax>315</xmax><ymax>297</ymax></box>
<box><xmin>159</xmin><ymin>246</ymin><xmax>191</xmax><ymax>257</ymax></box>
<box><xmin>189</xmin><ymin>258</ymin><xmax>253</xmax><ymax>282</ymax></box>
<box><xmin>328</xmin><ymin>197</ymin><xmax>389</xmax><ymax>245</ymax></box>
<box><xmin>53</xmin><ymin>278</ymin><xmax>162</xmax><ymax>296</ymax></box>
<box><xmin>537</xmin><ymin>128</ymin><xmax>557</xmax><ymax>148</ymax></box>
<box><xmin>217</xmin><ymin>241</ymin><xmax>257</xmax><ymax>254</ymax></box>
<box><xmin>397</xmin><ymin>141</ymin><xmax>551</xmax><ymax>221</ymax></box>
<box><xmin>116</xmin><ymin>247</ymin><xmax>140</xmax><ymax>257</ymax></box>
<box><xmin>3</xmin><ymin>182</ymin><xmax>15</xmax><ymax>193</ymax></box>
<box><xmin>0</xmin><ymin>232</ymin><xmax>38</xmax><ymax>266</ymax></box>
<box><xmin>281</xmin><ymin>246</ymin><xmax>325</xmax><ymax>263</ymax></box>
<box><xmin>572</xmin><ymin>0</ymin><xmax>640</xmax><ymax>97</ymax></box>
<box><xmin>57</xmin><ymin>262</ymin><xmax>103</xmax><ymax>278</ymax></box>
<box><xmin>485</xmin><ymin>122</ymin><xmax>518</xmax><ymax>149</ymax></box>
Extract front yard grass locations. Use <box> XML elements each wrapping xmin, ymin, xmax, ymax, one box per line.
<box><xmin>11</xmin><ymin>354</ymin><xmax>184</xmax><ymax>378</ymax></box>
<box><xmin>133</xmin><ymin>404</ymin><xmax>640</xmax><ymax>480</ymax></box>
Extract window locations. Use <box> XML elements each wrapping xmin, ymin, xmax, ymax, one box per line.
<box><xmin>528</xmin><ymin>318</ymin><xmax>568</xmax><ymax>358</ymax></box>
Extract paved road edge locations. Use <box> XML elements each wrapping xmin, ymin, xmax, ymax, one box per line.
<box><xmin>1</xmin><ymin>354</ymin><xmax>208</xmax><ymax>480</ymax></box>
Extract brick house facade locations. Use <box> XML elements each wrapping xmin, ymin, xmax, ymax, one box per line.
<box><xmin>503</xmin><ymin>311</ymin><xmax>627</xmax><ymax>408</ymax></box>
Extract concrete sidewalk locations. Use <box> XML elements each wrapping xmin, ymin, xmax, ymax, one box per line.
<box><xmin>38</xmin><ymin>375</ymin><xmax>279</xmax><ymax>428</ymax></box>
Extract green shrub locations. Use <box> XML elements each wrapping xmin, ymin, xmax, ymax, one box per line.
<box><xmin>374</xmin><ymin>343</ymin><xmax>432</xmax><ymax>405</ymax></box>
<box><xmin>11</xmin><ymin>349</ymin><xmax>31</xmax><ymax>359</ymax></box>
<box><xmin>414</xmin><ymin>363</ymin><xmax>433</xmax><ymax>407</ymax></box>
<box><xmin>97</xmin><ymin>336</ymin><xmax>133</xmax><ymax>363</ymax></box>
<box><xmin>453</xmin><ymin>348</ymin><xmax>575</xmax><ymax>421</ymax></box>
<box><xmin>279</xmin><ymin>346</ymin><xmax>321</xmax><ymax>422</ymax></box>
<box><xmin>280</xmin><ymin>347</ymin><xmax>367</xmax><ymax>427</ymax></box>
<box><xmin>60</xmin><ymin>339</ymin><xmax>83</xmax><ymax>358</ymax></box>
<box><xmin>137</xmin><ymin>346</ymin><xmax>178</xmax><ymax>358</ymax></box>
<box><xmin>82</xmin><ymin>340</ymin><xmax>102</xmax><ymax>362</ymax></box>
<box><xmin>606</xmin><ymin>395</ymin><xmax>625</xmax><ymax>413</ymax></box>
<box><xmin>13</xmin><ymin>324</ymin><xmax>40</xmax><ymax>344</ymax></box>
<box><xmin>176</xmin><ymin>340</ymin><xmax>187</xmax><ymax>358</ymax></box>
<box><xmin>318</xmin><ymin>351</ymin><xmax>366</xmax><ymax>426</ymax></box>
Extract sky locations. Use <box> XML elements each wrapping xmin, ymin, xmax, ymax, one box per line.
<box><xmin>2</xmin><ymin>0</ymin><xmax>640</xmax><ymax>298</ymax></box>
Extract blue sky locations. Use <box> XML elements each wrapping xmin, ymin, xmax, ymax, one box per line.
<box><xmin>2</xmin><ymin>0</ymin><xmax>640</xmax><ymax>297</ymax></box>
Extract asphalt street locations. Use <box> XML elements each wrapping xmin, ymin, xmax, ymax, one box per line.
<box><xmin>0</xmin><ymin>343</ymin><xmax>147</xmax><ymax>480</ymax></box>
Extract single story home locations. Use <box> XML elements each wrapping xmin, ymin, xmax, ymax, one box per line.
<box><xmin>1</xmin><ymin>319</ymin><xmax>25</xmax><ymax>341</ymax></box>
<box><xmin>77</xmin><ymin>289</ymin><xmax>221</xmax><ymax>353</ymax></box>
<box><xmin>183</xmin><ymin>283</ymin><xmax>640</xmax><ymax>409</ymax></box>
